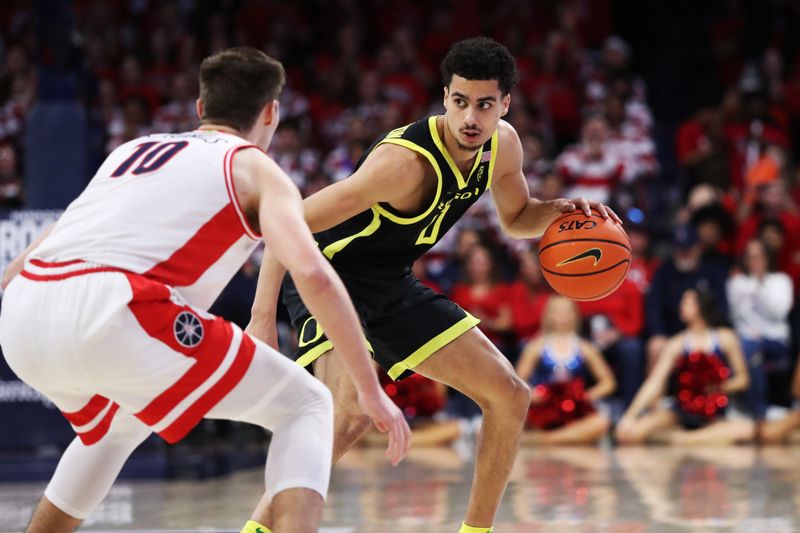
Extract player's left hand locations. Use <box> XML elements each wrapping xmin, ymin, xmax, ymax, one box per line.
<box><xmin>245</xmin><ymin>318</ymin><xmax>279</xmax><ymax>350</ymax></box>
<box><xmin>553</xmin><ymin>197</ymin><xmax>623</xmax><ymax>224</ymax></box>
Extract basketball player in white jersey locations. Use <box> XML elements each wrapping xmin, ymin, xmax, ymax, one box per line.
<box><xmin>0</xmin><ymin>47</ymin><xmax>410</xmax><ymax>533</ymax></box>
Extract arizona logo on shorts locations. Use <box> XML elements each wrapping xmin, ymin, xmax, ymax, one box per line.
<box><xmin>174</xmin><ymin>311</ymin><xmax>204</xmax><ymax>348</ymax></box>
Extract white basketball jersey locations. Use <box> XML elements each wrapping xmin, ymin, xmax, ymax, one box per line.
<box><xmin>32</xmin><ymin>131</ymin><xmax>262</xmax><ymax>309</ymax></box>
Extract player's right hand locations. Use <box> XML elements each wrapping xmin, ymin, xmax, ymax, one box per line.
<box><xmin>245</xmin><ymin>318</ymin><xmax>279</xmax><ymax>350</ymax></box>
<box><xmin>357</xmin><ymin>388</ymin><xmax>411</xmax><ymax>466</ymax></box>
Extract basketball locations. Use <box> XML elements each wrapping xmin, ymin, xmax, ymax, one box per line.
<box><xmin>538</xmin><ymin>209</ymin><xmax>631</xmax><ymax>301</ymax></box>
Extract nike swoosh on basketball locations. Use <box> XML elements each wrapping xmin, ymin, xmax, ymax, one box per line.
<box><xmin>556</xmin><ymin>248</ymin><xmax>602</xmax><ymax>267</ymax></box>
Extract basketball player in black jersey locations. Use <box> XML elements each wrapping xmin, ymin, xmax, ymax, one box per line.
<box><xmin>250</xmin><ymin>37</ymin><xmax>621</xmax><ymax>533</ymax></box>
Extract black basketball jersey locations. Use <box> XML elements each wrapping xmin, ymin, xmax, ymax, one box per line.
<box><xmin>314</xmin><ymin>115</ymin><xmax>498</xmax><ymax>278</ymax></box>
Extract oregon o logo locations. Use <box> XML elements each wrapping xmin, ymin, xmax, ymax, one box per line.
<box><xmin>174</xmin><ymin>311</ymin><xmax>204</xmax><ymax>348</ymax></box>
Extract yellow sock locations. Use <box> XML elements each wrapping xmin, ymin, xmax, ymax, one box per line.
<box><xmin>241</xmin><ymin>520</ymin><xmax>272</xmax><ymax>533</ymax></box>
<box><xmin>459</xmin><ymin>523</ymin><xmax>493</xmax><ymax>533</ymax></box>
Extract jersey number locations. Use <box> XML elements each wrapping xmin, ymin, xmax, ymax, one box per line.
<box><xmin>110</xmin><ymin>141</ymin><xmax>189</xmax><ymax>178</ymax></box>
<box><xmin>416</xmin><ymin>204</ymin><xmax>451</xmax><ymax>245</ymax></box>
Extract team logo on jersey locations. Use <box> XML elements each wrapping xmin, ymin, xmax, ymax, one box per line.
<box><xmin>556</xmin><ymin>248</ymin><xmax>603</xmax><ymax>267</ymax></box>
<box><xmin>174</xmin><ymin>311</ymin><xmax>204</xmax><ymax>348</ymax></box>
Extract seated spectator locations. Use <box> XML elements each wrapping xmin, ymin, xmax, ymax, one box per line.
<box><xmin>516</xmin><ymin>296</ymin><xmax>615</xmax><ymax>445</ymax></box>
<box><xmin>151</xmin><ymin>73</ymin><xmax>198</xmax><ymax>133</ymax></box>
<box><xmin>676</xmin><ymin>105</ymin><xmax>730</xmax><ymax>192</ymax></box>
<box><xmin>450</xmin><ymin>244</ymin><xmax>512</xmax><ymax>352</ymax></box>
<box><xmin>761</xmin><ymin>362</ymin><xmax>800</xmax><ymax>443</ymax></box>
<box><xmin>756</xmin><ymin>218</ymin><xmax>800</xmax><ymax>286</ymax></box>
<box><xmin>556</xmin><ymin>114</ymin><xmax>624</xmax><ymax>205</ymax></box>
<box><xmin>646</xmin><ymin>224</ymin><xmax>730</xmax><ymax>368</ymax></box>
<box><xmin>727</xmin><ymin>239</ymin><xmax>793</xmax><ymax>419</ymax></box>
<box><xmin>578</xmin><ymin>277</ymin><xmax>645</xmax><ymax>410</ymax></box>
<box><xmin>626</xmin><ymin>219</ymin><xmax>659</xmax><ymax>294</ymax></box>
<box><xmin>616</xmin><ymin>288</ymin><xmax>753</xmax><ymax>445</ymax></box>
<box><xmin>690</xmin><ymin>202</ymin><xmax>736</xmax><ymax>269</ymax></box>
<box><xmin>604</xmin><ymin>93</ymin><xmax>658</xmax><ymax>182</ymax></box>
<box><xmin>736</xmin><ymin>180</ymin><xmax>800</xmax><ymax>286</ymax></box>
<box><xmin>0</xmin><ymin>144</ymin><xmax>22</xmax><ymax>209</ymax></box>
<box><xmin>105</xmin><ymin>96</ymin><xmax>151</xmax><ymax>153</ymax></box>
<box><xmin>508</xmin><ymin>246</ymin><xmax>552</xmax><ymax>345</ymax></box>
<box><xmin>269</xmin><ymin>118</ymin><xmax>321</xmax><ymax>191</ymax></box>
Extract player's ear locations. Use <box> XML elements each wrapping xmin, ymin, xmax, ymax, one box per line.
<box><xmin>263</xmin><ymin>100</ymin><xmax>279</xmax><ymax>126</ymax></box>
<box><xmin>196</xmin><ymin>99</ymin><xmax>203</xmax><ymax>120</ymax></box>
<box><xmin>501</xmin><ymin>93</ymin><xmax>510</xmax><ymax>117</ymax></box>
<box><xmin>442</xmin><ymin>86</ymin><xmax>449</xmax><ymax>110</ymax></box>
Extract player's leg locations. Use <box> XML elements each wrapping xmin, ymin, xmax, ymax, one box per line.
<box><xmin>202</xmin><ymin>335</ymin><xmax>333</xmax><ymax>533</ymax></box>
<box><xmin>413</xmin><ymin>327</ymin><xmax>531</xmax><ymax>531</ymax></box>
<box><xmin>312</xmin><ymin>351</ymin><xmax>373</xmax><ymax>462</ymax></box>
<box><xmin>27</xmin><ymin>412</ymin><xmax>152</xmax><ymax>532</ymax></box>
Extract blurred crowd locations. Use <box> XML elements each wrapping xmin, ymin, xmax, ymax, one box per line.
<box><xmin>5</xmin><ymin>0</ymin><xmax>800</xmax><ymax>447</ymax></box>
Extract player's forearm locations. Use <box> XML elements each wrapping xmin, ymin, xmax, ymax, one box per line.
<box><xmin>501</xmin><ymin>198</ymin><xmax>561</xmax><ymax>239</ymax></box>
<box><xmin>249</xmin><ymin>248</ymin><xmax>287</xmax><ymax>324</ymax></box>
<box><xmin>293</xmin><ymin>262</ymin><xmax>381</xmax><ymax>398</ymax></box>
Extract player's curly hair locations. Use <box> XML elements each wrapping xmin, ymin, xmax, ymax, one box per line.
<box><xmin>440</xmin><ymin>37</ymin><xmax>519</xmax><ymax>95</ymax></box>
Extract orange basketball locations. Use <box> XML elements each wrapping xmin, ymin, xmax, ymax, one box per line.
<box><xmin>538</xmin><ymin>209</ymin><xmax>631</xmax><ymax>301</ymax></box>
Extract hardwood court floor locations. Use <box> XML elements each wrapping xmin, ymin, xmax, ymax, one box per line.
<box><xmin>2</xmin><ymin>445</ymin><xmax>800</xmax><ymax>532</ymax></box>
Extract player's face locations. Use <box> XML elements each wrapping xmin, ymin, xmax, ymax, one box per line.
<box><xmin>443</xmin><ymin>75</ymin><xmax>510</xmax><ymax>152</ymax></box>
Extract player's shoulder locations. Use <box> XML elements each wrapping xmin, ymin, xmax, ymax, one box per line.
<box><xmin>496</xmin><ymin>119</ymin><xmax>521</xmax><ymax>147</ymax></box>
<box><xmin>492</xmin><ymin>120</ymin><xmax>523</xmax><ymax>175</ymax></box>
<box><xmin>363</xmin><ymin>141</ymin><xmax>428</xmax><ymax>178</ymax></box>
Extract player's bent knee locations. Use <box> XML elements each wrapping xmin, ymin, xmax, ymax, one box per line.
<box><xmin>302</xmin><ymin>374</ymin><xmax>334</xmax><ymax>416</ymax></box>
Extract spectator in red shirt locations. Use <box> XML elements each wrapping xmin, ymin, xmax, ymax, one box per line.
<box><xmin>508</xmin><ymin>246</ymin><xmax>552</xmax><ymax>345</ymax></box>
<box><xmin>735</xmin><ymin>181</ymin><xmax>800</xmax><ymax>285</ymax></box>
<box><xmin>450</xmin><ymin>244</ymin><xmax>512</xmax><ymax>353</ymax></box>
<box><xmin>556</xmin><ymin>115</ymin><xmax>624</xmax><ymax>204</ymax></box>
<box><xmin>578</xmin><ymin>278</ymin><xmax>644</xmax><ymax>409</ymax></box>
<box><xmin>676</xmin><ymin>105</ymin><xmax>730</xmax><ymax>192</ymax></box>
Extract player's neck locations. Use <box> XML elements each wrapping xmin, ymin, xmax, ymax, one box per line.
<box><xmin>197</xmin><ymin>124</ymin><xmax>241</xmax><ymax>137</ymax></box>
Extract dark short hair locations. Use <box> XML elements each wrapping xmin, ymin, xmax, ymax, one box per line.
<box><xmin>687</xmin><ymin>286</ymin><xmax>725</xmax><ymax>328</ymax></box>
<box><xmin>441</xmin><ymin>37</ymin><xmax>519</xmax><ymax>95</ymax></box>
<box><xmin>199</xmin><ymin>47</ymin><xmax>285</xmax><ymax>132</ymax></box>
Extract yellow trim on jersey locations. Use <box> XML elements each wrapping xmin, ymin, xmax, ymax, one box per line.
<box><xmin>487</xmin><ymin>129</ymin><xmax>499</xmax><ymax>189</ymax></box>
<box><xmin>295</xmin><ymin>338</ymin><xmax>375</xmax><ymax>369</ymax></box>
<box><xmin>322</xmin><ymin>206</ymin><xmax>382</xmax><ymax>259</ymax></box>
<box><xmin>373</xmin><ymin>138</ymin><xmax>444</xmax><ymax>225</ymax></box>
<box><xmin>428</xmin><ymin>116</ymin><xmax>484</xmax><ymax>190</ymax></box>
<box><xmin>296</xmin><ymin>340</ymin><xmax>334</xmax><ymax>368</ymax></box>
<box><xmin>297</xmin><ymin>316</ymin><xmax>324</xmax><ymax>347</ymax></box>
<box><xmin>386</xmin><ymin>313</ymin><xmax>480</xmax><ymax>380</ymax></box>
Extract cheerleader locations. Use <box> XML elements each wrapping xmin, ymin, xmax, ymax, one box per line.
<box><xmin>616</xmin><ymin>288</ymin><xmax>754</xmax><ymax>445</ymax></box>
<box><xmin>516</xmin><ymin>296</ymin><xmax>616</xmax><ymax>445</ymax></box>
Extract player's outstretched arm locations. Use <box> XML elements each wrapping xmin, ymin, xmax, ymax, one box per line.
<box><xmin>234</xmin><ymin>149</ymin><xmax>411</xmax><ymax>465</ymax></box>
<box><xmin>247</xmin><ymin>247</ymin><xmax>286</xmax><ymax>349</ymax></box>
<box><xmin>490</xmin><ymin>122</ymin><xmax>621</xmax><ymax>239</ymax></box>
